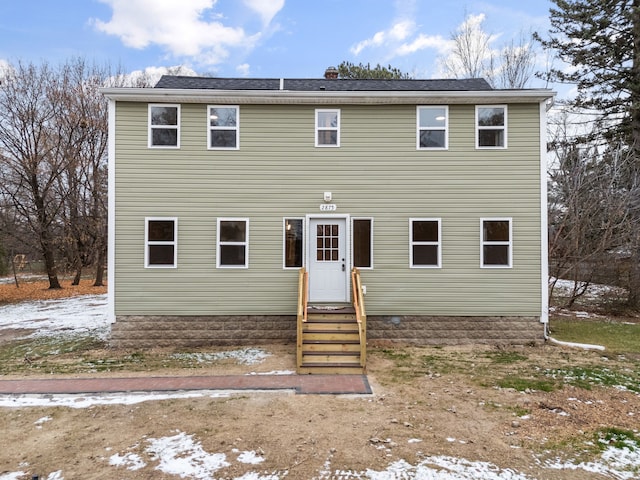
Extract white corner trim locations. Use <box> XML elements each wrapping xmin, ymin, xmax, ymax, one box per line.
<box><xmin>540</xmin><ymin>101</ymin><xmax>549</xmax><ymax>324</ymax></box>
<box><xmin>107</xmin><ymin>99</ymin><xmax>116</xmax><ymax>323</ymax></box>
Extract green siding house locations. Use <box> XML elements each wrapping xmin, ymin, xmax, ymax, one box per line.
<box><xmin>102</xmin><ymin>73</ymin><xmax>555</xmax><ymax>352</ymax></box>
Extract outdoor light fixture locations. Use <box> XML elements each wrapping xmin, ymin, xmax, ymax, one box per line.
<box><xmin>323</xmin><ymin>191</ymin><xmax>332</xmax><ymax>202</ymax></box>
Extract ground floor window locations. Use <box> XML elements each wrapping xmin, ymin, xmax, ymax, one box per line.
<box><xmin>217</xmin><ymin>218</ymin><xmax>249</xmax><ymax>268</ymax></box>
<box><xmin>481</xmin><ymin>218</ymin><xmax>512</xmax><ymax>268</ymax></box>
<box><xmin>284</xmin><ymin>218</ymin><xmax>303</xmax><ymax>268</ymax></box>
<box><xmin>145</xmin><ymin>217</ymin><xmax>177</xmax><ymax>268</ymax></box>
<box><xmin>410</xmin><ymin>218</ymin><xmax>441</xmax><ymax>268</ymax></box>
<box><xmin>352</xmin><ymin>218</ymin><xmax>373</xmax><ymax>268</ymax></box>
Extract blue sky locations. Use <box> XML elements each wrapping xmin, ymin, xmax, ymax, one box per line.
<box><xmin>0</xmin><ymin>0</ymin><xmax>553</xmax><ymax>84</ymax></box>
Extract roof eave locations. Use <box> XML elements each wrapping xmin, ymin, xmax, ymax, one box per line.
<box><xmin>100</xmin><ymin>87</ymin><xmax>556</xmax><ymax>104</ymax></box>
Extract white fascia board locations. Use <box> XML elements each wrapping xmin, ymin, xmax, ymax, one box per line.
<box><xmin>100</xmin><ymin>87</ymin><xmax>555</xmax><ymax>105</ymax></box>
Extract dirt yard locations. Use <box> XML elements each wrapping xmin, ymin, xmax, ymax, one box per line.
<box><xmin>1</xmin><ymin>280</ymin><xmax>639</xmax><ymax>479</ymax></box>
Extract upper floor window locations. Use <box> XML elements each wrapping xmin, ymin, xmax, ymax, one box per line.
<box><xmin>217</xmin><ymin>218</ymin><xmax>249</xmax><ymax>268</ymax></box>
<box><xmin>417</xmin><ymin>106</ymin><xmax>448</xmax><ymax>149</ymax></box>
<box><xmin>208</xmin><ymin>106</ymin><xmax>239</xmax><ymax>149</ymax></box>
<box><xmin>476</xmin><ymin>105</ymin><xmax>507</xmax><ymax>148</ymax></box>
<box><xmin>410</xmin><ymin>219</ymin><xmax>441</xmax><ymax>268</ymax></box>
<box><xmin>481</xmin><ymin>218</ymin><xmax>512</xmax><ymax>268</ymax></box>
<box><xmin>316</xmin><ymin>109</ymin><xmax>340</xmax><ymax>147</ymax></box>
<box><xmin>145</xmin><ymin>217</ymin><xmax>177</xmax><ymax>268</ymax></box>
<box><xmin>149</xmin><ymin>104</ymin><xmax>180</xmax><ymax>148</ymax></box>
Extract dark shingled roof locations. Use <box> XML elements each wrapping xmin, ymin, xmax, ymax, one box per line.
<box><xmin>154</xmin><ymin>75</ymin><xmax>493</xmax><ymax>92</ymax></box>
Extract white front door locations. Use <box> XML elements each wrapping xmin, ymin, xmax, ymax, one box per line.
<box><xmin>308</xmin><ymin>217</ymin><xmax>348</xmax><ymax>303</ymax></box>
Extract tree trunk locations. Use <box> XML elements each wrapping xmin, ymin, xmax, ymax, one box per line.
<box><xmin>42</xmin><ymin>244</ymin><xmax>62</xmax><ymax>289</ymax></box>
<box><xmin>72</xmin><ymin>263</ymin><xmax>82</xmax><ymax>285</ymax></box>
<box><xmin>93</xmin><ymin>244</ymin><xmax>106</xmax><ymax>287</ymax></box>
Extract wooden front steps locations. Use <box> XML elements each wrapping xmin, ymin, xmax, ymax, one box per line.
<box><xmin>298</xmin><ymin>307</ymin><xmax>365</xmax><ymax>375</ymax></box>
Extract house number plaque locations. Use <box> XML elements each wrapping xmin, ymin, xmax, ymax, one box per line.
<box><xmin>319</xmin><ymin>204</ymin><xmax>337</xmax><ymax>211</ymax></box>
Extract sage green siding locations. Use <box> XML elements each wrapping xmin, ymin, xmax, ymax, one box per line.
<box><xmin>114</xmin><ymin>101</ymin><xmax>543</xmax><ymax>316</ymax></box>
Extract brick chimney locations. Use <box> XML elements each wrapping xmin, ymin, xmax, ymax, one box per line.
<box><xmin>324</xmin><ymin>66</ymin><xmax>339</xmax><ymax>79</ymax></box>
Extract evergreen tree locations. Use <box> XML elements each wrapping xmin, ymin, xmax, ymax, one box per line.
<box><xmin>535</xmin><ymin>0</ymin><xmax>640</xmax><ymax>143</ymax></box>
<box><xmin>336</xmin><ymin>61</ymin><xmax>412</xmax><ymax>79</ymax></box>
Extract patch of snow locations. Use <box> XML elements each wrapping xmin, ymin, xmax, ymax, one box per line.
<box><xmin>171</xmin><ymin>348</ymin><xmax>271</xmax><ymax>366</ymax></box>
<box><xmin>146</xmin><ymin>432</ymin><xmax>230</xmax><ymax>478</ymax></box>
<box><xmin>34</xmin><ymin>415</ymin><xmax>52</xmax><ymax>428</ymax></box>
<box><xmin>234</xmin><ymin>450</ymin><xmax>265</xmax><ymax>465</ymax></box>
<box><xmin>109</xmin><ymin>452</ymin><xmax>146</xmax><ymax>471</ymax></box>
<box><xmin>247</xmin><ymin>370</ymin><xmax>295</xmax><ymax>376</ymax></box>
<box><xmin>541</xmin><ymin>442</ymin><xmax>640</xmax><ymax>480</ymax></box>
<box><xmin>0</xmin><ymin>390</ymin><xmax>233</xmax><ymax>408</ymax></box>
<box><xmin>0</xmin><ymin>294</ymin><xmax>109</xmax><ymax>339</ymax></box>
<box><xmin>362</xmin><ymin>456</ymin><xmax>534</xmax><ymax>480</ymax></box>
<box><xmin>0</xmin><ymin>473</ymin><xmax>26</xmax><ymax>480</ymax></box>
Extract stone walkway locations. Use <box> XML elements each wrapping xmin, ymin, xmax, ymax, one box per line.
<box><xmin>0</xmin><ymin>374</ymin><xmax>372</xmax><ymax>396</ymax></box>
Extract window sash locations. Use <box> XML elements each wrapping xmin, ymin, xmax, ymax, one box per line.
<box><xmin>217</xmin><ymin>218</ymin><xmax>249</xmax><ymax>268</ymax></box>
<box><xmin>410</xmin><ymin>219</ymin><xmax>441</xmax><ymax>268</ymax></box>
<box><xmin>208</xmin><ymin>106</ymin><xmax>239</xmax><ymax>149</ymax></box>
<box><xmin>476</xmin><ymin>106</ymin><xmax>507</xmax><ymax>148</ymax></box>
<box><xmin>145</xmin><ymin>217</ymin><xmax>177</xmax><ymax>268</ymax></box>
<box><xmin>149</xmin><ymin>105</ymin><xmax>180</xmax><ymax>148</ymax></box>
<box><xmin>480</xmin><ymin>218</ymin><xmax>512</xmax><ymax>268</ymax></box>
<box><xmin>315</xmin><ymin>109</ymin><xmax>340</xmax><ymax>147</ymax></box>
<box><xmin>417</xmin><ymin>106</ymin><xmax>448</xmax><ymax>149</ymax></box>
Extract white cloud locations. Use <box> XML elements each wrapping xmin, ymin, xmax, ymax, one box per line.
<box><xmin>351</xmin><ymin>20</ymin><xmax>415</xmax><ymax>55</ymax></box>
<box><xmin>236</xmin><ymin>63</ymin><xmax>251</xmax><ymax>76</ymax></box>
<box><xmin>243</xmin><ymin>0</ymin><xmax>284</xmax><ymax>26</ymax></box>
<box><xmin>395</xmin><ymin>33</ymin><xmax>450</xmax><ymax>56</ymax></box>
<box><xmin>92</xmin><ymin>0</ymin><xmax>283</xmax><ymax>66</ymax></box>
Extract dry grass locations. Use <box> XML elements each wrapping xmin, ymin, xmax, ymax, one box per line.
<box><xmin>0</xmin><ymin>277</ymin><xmax>107</xmax><ymax>305</ymax></box>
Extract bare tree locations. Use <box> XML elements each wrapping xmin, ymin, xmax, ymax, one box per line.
<box><xmin>0</xmin><ymin>62</ymin><xmax>69</xmax><ymax>289</ymax></box>
<box><xmin>495</xmin><ymin>33</ymin><xmax>537</xmax><ymax>89</ymax></box>
<box><xmin>439</xmin><ymin>14</ymin><xmax>492</xmax><ymax>80</ymax></box>
<box><xmin>439</xmin><ymin>14</ymin><xmax>537</xmax><ymax>89</ymax></box>
<box><xmin>56</xmin><ymin>59</ymin><xmax>109</xmax><ymax>286</ymax></box>
<box><xmin>0</xmin><ymin>59</ymin><xmax>110</xmax><ymax>289</ymax></box>
<box><xmin>548</xmin><ymin>117</ymin><xmax>632</xmax><ymax>307</ymax></box>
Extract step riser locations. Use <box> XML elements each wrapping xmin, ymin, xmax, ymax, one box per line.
<box><xmin>303</xmin><ymin>323</ymin><xmax>358</xmax><ymax>332</ymax></box>
<box><xmin>302</xmin><ymin>333</ymin><xmax>360</xmax><ymax>342</ymax></box>
<box><xmin>302</xmin><ymin>343</ymin><xmax>360</xmax><ymax>353</ymax></box>
<box><xmin>298</xmin><ymin>366</ymin><xmax>365</xmax><ymax>375</ymax></box>
<box><xmin>302</xmin><ymin>355</ymin><xmax>361</xmax><ymax>364</ymax></box>
<box><xmin>306</xmin><ymin>314</ymin><xmax>357</xmax><ymax>321</ymax></box>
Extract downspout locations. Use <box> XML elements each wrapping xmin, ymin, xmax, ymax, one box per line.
<box><xmin>539</xmin><ymin>100</ymin><xmax>550</xmax><ymax>331</ymax></box>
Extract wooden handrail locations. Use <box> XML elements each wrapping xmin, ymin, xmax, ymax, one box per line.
<box><xmin>296</xmin><ymin>267</ymin><xmax>308</xmax><ymax>371</ymax></box>
<box><xmin>297</xmin><ymin>267</ymin><xmax>308</xmax><ymax>322</ymax></box>
<box><xmin>351</xmin><ymin>267</ymin><xmax>367</xmax><ymax>368</ymax></box>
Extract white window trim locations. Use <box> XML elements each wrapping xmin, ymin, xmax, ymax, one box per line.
<box><xmin>207</xmin><ymin>105</ymin><xmax>239</xmax><ymax>150</ymax></box>
<box><xmin>144</xmin><ymin>217</ymin><xmax>178</xmax><ymax>268</ymax></box>
<box><xmin>480</xmin><ymin>217</ymin><xmax>513</xmax><ymax>268</ymax></box>
<box><xmin>409</xmin><ymin>218</ymin><xmax>442</xmax><ymax>269</ymax></box>
<box><xmin>217</xmin><ymin>218</ymin><xmax>249</xmax><ymax>269</ymax></box>
<box><xmin>283</xmin><ymin>217</ymin><xmax>305</xmax><ymax>270</ymax></box>
<box><xmin>416</xmin><ymin>106</ymin><xmax>448</xmax><ymax>150</ymax></box>
<box><xmin>475</xmin><ymin>105</ymin><xmax>507</xmax><ymax>149</ymax></box>
<box><xmin>315</xmin><ymin>108</ymin><xmax>340</xmax><ymax>147</ymax></box>
<box><xmin>148</xmin><ymin>104</ymin><xmax>180</xmax><ymax>149</ymax></box>
<box><xmin>351</xmin><ymin>217</ymin><xmax>374</xmax><ymax>269</ymax></box>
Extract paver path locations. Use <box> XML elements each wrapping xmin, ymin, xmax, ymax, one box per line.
<box><xmin>0</xmin><ymin>374</ymin><xmax>372</xmax><ymax>396</ymax></box>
